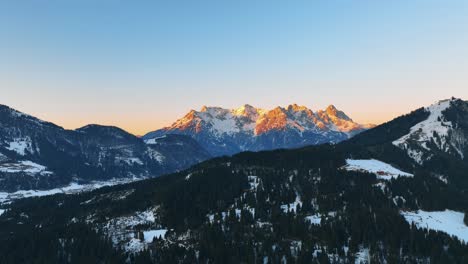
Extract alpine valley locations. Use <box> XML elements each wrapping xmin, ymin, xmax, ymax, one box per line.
<box><xmin>0</xmin><ymin>104</ymin><xmax>211</xmax><ymax>196</ymax></box>
<box><xmin>2</xmin><ymin>99</ymin><xmax>468</xmax><ymax>263</ymax></box>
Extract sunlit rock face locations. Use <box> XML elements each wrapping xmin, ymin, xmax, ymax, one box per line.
<box><xmin>144</xmin><ymin>104</ymin><xmax>373</xmax><ymax>156</ymax></box>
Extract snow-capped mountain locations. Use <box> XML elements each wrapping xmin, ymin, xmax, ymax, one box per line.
<box><xmin>144</xmin><ymin>104</ymin><xmax>373</xmax><ymax>156</ymax></box>
<box><xmin>0</xmin><ymin>104</ymin><xmax>211</xmax><ymax>192</ymax></box>
<box><xmin>392</xmin><ymin>98</ymin><xmax>468</xmax><ymax>165</ymax></box>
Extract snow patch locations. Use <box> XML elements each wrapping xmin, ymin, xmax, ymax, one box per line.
<box><xmin>281</xmin><ymin>194</ymin><xmax>302</xmax><ymax>213</ymax></box>
<box><xmin>401</xmin><ymin>210</ymin><xmax>468</xmax><ymax>243</ymax></box>
<box><xmin>355</xmin><ymin>247</ymin><xmax>370</xmax><ymax>264</ymax></box>
<box><xmin>305</xmin><ymin>214</ymin><xmax>322</xmax><ymax>225</ymax></box>
<box><xmin>344</xmin><ymin>159</ymin><xmax>413</xmax><ymax>180</ymax></box>
<box><xmin>146</xmin><ymin>148</ymin><xmax>165</xmax><ymax>163</ymax></box>
<box><xmin>5</xmin><ymin>138</ymin><xmax>33</xmax><ymax>156</ymax></box>
<box><xmin>248</xmin><ymin>176</ymin><xmax>259</xmax><ymax>191</ymax></box>
<box><xmin>0</xmin><ymin>160</ymin><xmax>53</xmax><ymax>175</ymax></box>
<box><xmin>144</xmin><ymin>135</ymin><xmax>167</xmax><ymax>145</ymax></box>
<box><xmin>115</xmin><ymin>157</ymin><xmax>143</xmax><ymax>165</ymax></box>
<box><xmin>125</xmin><ymin>238</ymin><xmax>146</xmax><ymax>253</ymax></box>
<box><xmin>101</xmin><ymin>208</ymin><xmax>166</xmax><ymax>253</ymax></box>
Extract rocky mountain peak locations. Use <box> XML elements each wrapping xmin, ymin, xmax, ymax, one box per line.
<box><xmin>233</xmin><ymin>104</ymin><xmax>261</xmax><ymax>118</ymax></box>
<box><xmin>325</xmin><ymin>104</ymin><xmax>352</xmax><ymax>121</ymax></box>
<box><xmin>145</xmin><ymin>103</ymin><xmax>372</xmax><ymax>156</ymax></box>
<box><xmin>287</xmin><ymin>104</ymin><xmax>309</xmax><ymax>112</ymax></box>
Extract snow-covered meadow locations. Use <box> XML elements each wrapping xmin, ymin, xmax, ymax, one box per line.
<box><xmin>343</xmin><ymin>159</ymin><xmax>413</xmax><ymax>180</ymax></box>
<box><xmin>401</xmin><ymin>210</ymin><xmax>468</xmax><ymax>243</ymax></box>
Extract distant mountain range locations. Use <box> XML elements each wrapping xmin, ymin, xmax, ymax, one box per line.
<box><xmin>144</xmin><ymin>104</ymin><xmax>374</xmax><ymax>156</ymax></box>
<box><xmin>0</xmin><ymin>103</ymin><xmax>372</xmax><ymax>194</ymax></box>
<box><xmin>0</xmin><ymin>105</ymin><xmax>210</xmax><ymax>192</ymax></box>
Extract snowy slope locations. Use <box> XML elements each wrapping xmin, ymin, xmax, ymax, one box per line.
<box><xmin>392</xmin><ymin>99</ymin><xmax>464</xmax><ymax>164</ymax></box>
<box><xmin>0</xmin><ymin>178</ymin><xmax>139</xmax><ymax>203</ymax></box>
<box><xmin>344</xmin><ymin>159</ymin><xmax>413</xmax><ymax>180</ymax></box>
<box><xmin>401</xmin><ymin>210</ymin><xmax>468</xmax><ymax>243</ymax></box>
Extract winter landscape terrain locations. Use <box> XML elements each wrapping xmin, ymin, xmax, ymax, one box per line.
<box><xmin>0</xmin><ymin>103</ymin><xmax>370</xmax><ymax>201</ymax></box>
<box><xmin>0</xmin><ymin>98</ymin><xmax>468</xmax><ymax>263</ymax></box>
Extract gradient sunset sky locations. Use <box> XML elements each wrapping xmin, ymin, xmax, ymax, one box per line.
<box><xmin>1</xmin><ymin>1</ymin><xmax>468</xmax><ymax>135</ymax></box>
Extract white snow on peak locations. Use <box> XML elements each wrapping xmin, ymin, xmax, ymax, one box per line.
<box><xmin>5</xmin><ymin>137</ymin><xmax>33</xmax><ymax>156</ymax></box>
<box><xmin>392</xmin><ymin>99</ymin><xmax>462</xmax><ymax>163</ymax></box>
<box><xmin>233</xmin><ymin>104</ymin><xmax>265</xmax><ymax>118</ymax></box>
<box><xmin>401</xmin><ymin>210</ymin><xmax>468</xmax><ymax>243</ymax></box>
<box><xmin>344</xmin><ymin>159</ymin><xmax>413</xmax><ymax>180</ymax></box>
<box><xmin>208</xmin><ymin>114</ymin><xmax>240</xmax><ymax>136</ymax></box>
<box><xmin>162</xmin><ymin>104</ymin><xmax>370</xmax><ymax>138</ymax></box>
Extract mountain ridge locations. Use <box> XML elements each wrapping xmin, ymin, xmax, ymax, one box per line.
<box><xmin>144</xmin><ymin>104</ymin><xmax>374</xmax><ymax>156</ymax></box>
<box><xmin>0</xmin><ymin>104</ymin><xmax>211</xmax><ymax>193</ymax></box>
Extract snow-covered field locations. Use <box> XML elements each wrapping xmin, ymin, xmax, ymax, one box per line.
<box><xmin>0</xmin><ymin>178</ymin><xmax>140</xmax><ymax>203</ymax></box>
<box><xmin>401</xmin><ymin>210</ymin><xmax>468</xmax><ymax>243</ymax></box>
<box><xmin>0</xmin><ymin>160</ymin><xmax>53</xmax><ymax>175</ymax></box>
<box><xmin>344</xmin><ymin>159</ymin><xmax>413</xmax><ymax>180</ymax></box>
<box><xmin>5</xmin><ymin>137</ymin><xmax>33</xmax><ymax>156</ymax></box>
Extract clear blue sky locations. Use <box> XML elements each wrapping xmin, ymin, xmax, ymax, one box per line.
<box><xmin>1</xmin><ymin>0</ymin><xmax>468</xmax><ymax>134</ymax></box>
